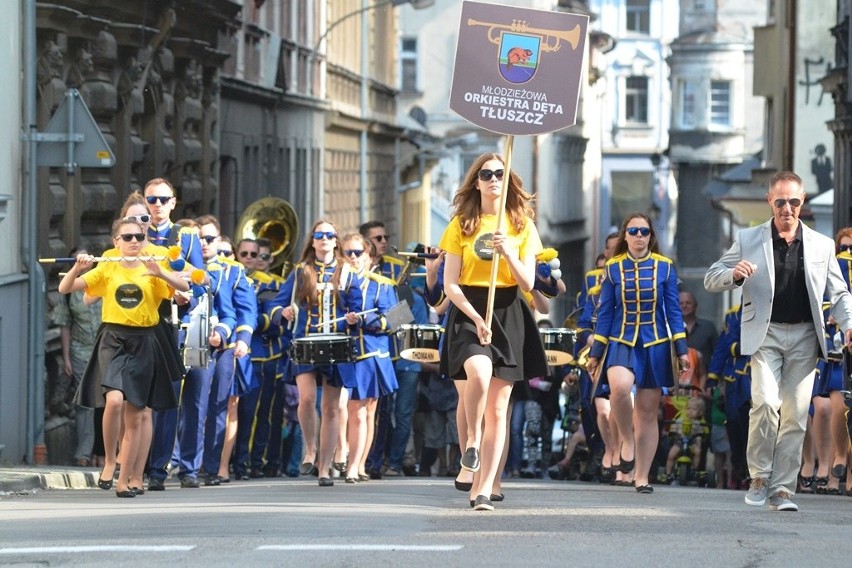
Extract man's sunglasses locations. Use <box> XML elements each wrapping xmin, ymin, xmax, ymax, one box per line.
<box><xmin>201</xmin><ymin>235</ymin><xmax>219</xmax><ymax>244</ymax></box>
<box><xmin>118</xmin><ymin>233</ymin><xmax>146</xmax><ymax>242</ymax></box>
<box><xmin>124</xmin><ymin>214</ymin><xmax>151</xmax><ymax>224</ymax></box>
<box><xmin>626</xmin><ymin>227</ymin><xmax>651</xmax><ymax>237</ymax></box>
<box><xmin>773</xmin><ymin>198</ymin><xmax>802</xmax><ymax>209</ymax></box>
<box><xmin>371</xmin><ymin>234</ymin><xmax>389</xmax><ymax>242</ymax></box>
<box><xmin>477</xmin><ymin>169</ymin><xmax>504</xmax><ymax>182</ymax></box>
<box><xmin>145</xmin><ymin>195</ymin><xmax>173</xmax><ymax>205</ymax></box>
<box><xmin>218</xmin><ymin>249</ymin><xmax>233</xmax><ymax>257</ymax></box>
<box><xmin>258</xmin><ymin>253</ymin><xmax>271</xmax><ymax>261</ymax></box>
<box><xmin>239</xmin><ymin>250</ymin><xmax>258</xmax><ymax>259</ymax></box>
<box><xmin>313</xmin><ymin>231</ymin><xmax>337</xmax><ymax>240</ymax></box>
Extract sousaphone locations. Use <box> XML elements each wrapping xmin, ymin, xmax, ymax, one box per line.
<box><xmin>236</xmin><ymin>197</ymin><xmax>299</xmax><ymax>274</ymax></box>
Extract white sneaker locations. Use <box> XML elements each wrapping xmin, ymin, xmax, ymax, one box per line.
<box><xmin>768</xmin><ymin>491</ymin><xmax>799</xmax><ymax>511</ymax></box>
<box><xmin>745</xmin><ymin>477</ymin><xmax>769</xmax><ymax>506</ymax></box>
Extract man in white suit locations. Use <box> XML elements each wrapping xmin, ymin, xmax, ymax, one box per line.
<box><xmin>705</xmin><ymin>171</ymin><xmax>852</xmax><ymax>512</ymax></box>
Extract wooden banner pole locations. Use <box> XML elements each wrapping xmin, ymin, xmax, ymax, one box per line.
<box><xmin>484</xmin><ymin>134</ymin><xmax>514</xmax><ymax>330</ymax></box>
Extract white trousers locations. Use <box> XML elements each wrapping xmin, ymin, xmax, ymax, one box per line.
<box><xmin>747</xmin><ymin>322</ymin><xmax>818</xmax><ymax>496</ymax></box>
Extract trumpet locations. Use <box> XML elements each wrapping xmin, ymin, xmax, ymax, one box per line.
<box><xmin>467</xmin><ymin>18</ymin><xmax>582</xmax><ymax>51</ymax></box>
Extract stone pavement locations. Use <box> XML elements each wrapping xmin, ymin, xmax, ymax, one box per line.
<box><xmin>0</xmin><ymin>466</ymin><xmax>97</xmax><ymax>494</ymax></box>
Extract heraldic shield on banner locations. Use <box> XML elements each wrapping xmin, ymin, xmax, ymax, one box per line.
<box><xmin>450</xmin><ymin>1</ymin><xmax>589</xmax><ymax>136</ymax></box>
<box><xmin>499</xmin><ymin>34</ymin><xmax>541</xmax><ymax>84</ymax></box>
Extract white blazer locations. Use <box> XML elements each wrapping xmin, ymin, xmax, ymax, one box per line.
<box><xmin>704</xmin><ymin>219</ymin><xmax>852</xmax><ymax>358</ymax></box>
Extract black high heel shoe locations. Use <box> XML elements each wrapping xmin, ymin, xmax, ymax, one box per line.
<box><xmin>115</xmin><ymin>489</ymin><xmax>136</xmax><ymax>498</ymax></box>
<box><xmin>798</xmin><ymin>474</ymin><xmax>815</xmax><ymax>494</ymax></box>
<box><xmin>97</xmin><ymin>477</ymin><xmax>113</xmax><ymax>490</ymax></box>
<box><xmin>618</xmin><ymin>455</ymin><xmax>635</xmax><ymax>474</ymax></box>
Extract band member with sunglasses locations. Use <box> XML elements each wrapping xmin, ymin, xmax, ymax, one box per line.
<box><xmin>59</xmin><ymin>219</ymin><xmax>189</xmax><ymax>497</ymax></box>
<box><xmin>586</xmin><ymin>213</ymin><xmax>689</xmax><ymax>495</ymax></box>
<box><xmin>705</xmin><ymin>171</ymin><xmax>852</xmax><ymax>512</ymax></box>
<box><xmin>438</xmin><ymin>153</ymin><xmax>548</xmax><ymax>511</ymax></box>
<box><xmin>802</xmin><ymin>227</ymin><xmax>852</xmax><ymax>495</ymax></box>
<box><xmin>232</xmin><ymin>238</ymin><xmax>290</xmax><ymax>479</ymax></box>
<box><xmin>114</xmin><ymin>193</ymin><xmax>198</xmax><ymax>493</ymax></box>
<box><xmin>144</xmin><ymin>177</ymin><xmax>203</xmax><ymax>267</ymax></box>
<box><xmin>267</xmin><ymin>220</ymin><xmax>365</xmax><ymax>486</ymax></box>
<box><xmin>338</xmin><ymin>233</ymin><xmax>399</xmax><ymax>483</ymax></box>
<box><xmin>358</xmin><ymin>220</ymin><xmax>410</xmax><ymax>479</ymax></box>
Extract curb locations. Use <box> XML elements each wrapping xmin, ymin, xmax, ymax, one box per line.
<box><xmin>0</xmin><ymin>469</ymin><xmax>96</xmax><ymax>494</ymax></box>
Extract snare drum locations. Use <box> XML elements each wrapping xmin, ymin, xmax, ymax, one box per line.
<box><xmin>290</xmin><ymin>334</ymin><xmax>354</xmax><ymax>365</ymax></box>
<box><xmin>539</xmin><ymin>328</ymin><xmax>576</xmax><ymax>366</ymax></box>
<box><xmin>398</xmin><ymin>324</ymin><xmax>443</xmax><ymax>363</ymax></box>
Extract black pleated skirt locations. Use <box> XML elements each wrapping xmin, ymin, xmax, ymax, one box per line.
<box><xmin>77</xmin><ymin>323</ymin><xmax>181</xmax><ymax>411</ymax></box>
<box><xmin>440</xmin><ymin>285</ymin><xmax>547</xmax><ymax>382</ymax></box>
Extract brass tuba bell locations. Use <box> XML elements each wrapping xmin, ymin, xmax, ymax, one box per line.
<box><xmin>235</xmin><ymin>197</ymin><xmax>299</xmax><ymax>273</ymax></box>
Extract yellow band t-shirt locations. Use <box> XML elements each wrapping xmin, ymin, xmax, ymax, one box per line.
<box><xmin>439</xmin><ymin>214</ymin><xmax>542</xmax><ymax>287</ymax></box>
<box><xmin>82</xmin><ymin>262</ymin><xmax>173</xmax><ymax>327</ymax></box>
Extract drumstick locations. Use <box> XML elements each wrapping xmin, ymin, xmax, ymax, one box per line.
<box><xmin>397</xmin><ymin>251</ymin><xmax>440</xmax><ymax>259</ymax></box>
<box><xmin>310</xmin><ymin>308</ymin><xmax>378</xmax><ymax>327</ymax></box>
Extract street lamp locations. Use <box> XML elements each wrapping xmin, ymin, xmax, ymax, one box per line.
<box><xmin>313</xmin><ymin>0</ymin><xmax>435</xmax><ymax>53</ymax></box>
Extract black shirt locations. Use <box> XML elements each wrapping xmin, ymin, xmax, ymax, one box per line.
<box><xmin>770</xmin><ymin>222</ymin><xmax>811</xmax><ymax>324</ymax></box>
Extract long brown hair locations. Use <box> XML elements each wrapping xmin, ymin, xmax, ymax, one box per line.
<box><xmin>612</xmin><ymin>212</ymin><xmax>660</xmax><ymax>257</ymax></box>
<box><xmin>452</xmin><ymin>153</ymin><xmax>535</xmax><ymax>237</ymax></box>
<box><xmin>295</xmin><ymin>219</ymin><xmax>345</xmax><ymax>306</ymax></box>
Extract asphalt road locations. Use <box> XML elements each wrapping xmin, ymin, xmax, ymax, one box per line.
<box><xmin>1</xmin><ymin>476</ymin><xmax>850</xmax><ymax>567</ymax></box>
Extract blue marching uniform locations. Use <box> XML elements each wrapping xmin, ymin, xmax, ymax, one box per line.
<box><xmin>244</xmin><ymin>271</ymin><xmax>291</xmax><ymax>476</ymax></box>
<box><xmin>174</xmin><ymin>260</ymin><xmax>237</xmax><ymax>482</ymax></box>
<box><xmin>213</xmin><ymin>257</ymin><xmax>258</xmax><ymax>478</ymax></box>
<box><xmin>148</xmin><ymin>221</ymin><xmax>204</xmax><ymax>268</ymax></box>
<box><xmin>590</xmin><ymin>252</ymin><xmax>688</xmax><ymax>389</ymax></box>
<box><xmin>267</xmin><ymin>259</ymin><xmax>364</xmax><ymax>387</ymax></box>
<box><xmin>574</xmin><ymin>267</ymin><xmax>604</xmax><ymax>313</ymax></box>
<box><xmin>706</xmin><ymin>304</ymin><xmax>752</xmax><ymax>485</ymax></box>
<box><xmin>815</xmin><ymin>250</ymin><xmax>852</xmax><ymax>396</ymax></box>
<box><xmin>350</xmin><ymin>272</ymin><xmax>399</xmax><ymax>400</ymax></box>
<box><xmin>575</xmin><ymin>269</ymin><xmax>611</xmax><ymax>402</ymax></box>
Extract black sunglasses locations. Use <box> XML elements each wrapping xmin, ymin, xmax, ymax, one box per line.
<box><xmin>258</xmin><ymin>253</ymin><xmax>271</xmax><ymax>261</ymax></box>
<box><xmin>124</xmin><ymin>214</ymin><xmax>151</xmax><ymax>224</ymax></box>
<box><xmin>626</xmin><ymin>227</ymin><xmax>651</xmax><ymax>237</ymax></box>
<box><xmin>478</xmin><ymin>168</ymin><xmax>504</xmax><ymax>182</ymax></box>
<box><xmin>313</xmin><ymin>231</ymin><xmax>337</xmax><ymax>240</ymax></box>
<box><xmin>344</xmin><ymin>249</ymin><xmax>365</xmax><ymax>258</ymax></box>
<box><xmin>839</xmin><ymin>244</ymin><xmax>852</xmax><ymax>253</ymax></box>
<box><xmin>145</xmin><ymin>195</ymin><xmax>173</xmax><ymax>205</ymax></box>
<box><xmin>118</xmin><ymin>233</ymin><xmax>146</xmax><ymax>242</ymax></box>
<box><xmin>218</xmin><ymin>249</ymin><xmax>233</xmax><ymax>257</ymax></box>
<box><xmin>201</xmin><ymin>235</ymin><xmax>219</xmax><ymax>244</ymax></box>
<box><xmin>371</xmin><ymin>234</ymin><xmax>389</xmax><ymax>242</ymax></box>
<box><xmin>773</xmin><ymin>198</ymin><xmax>802</xmax><ymax>209</ymax></box>
<box><xmin>239</xmin><ymin>250</ymin><xmax>258</xmax><ymax>258</ymax></box>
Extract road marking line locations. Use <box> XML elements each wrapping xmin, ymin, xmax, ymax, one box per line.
<box><xmin>257</xmin><ymin>544</ymin><xmax>463</xmax><ymax>552</ymax></box>
<box><xmin>0</xmin><ymin>545</ymin><xmax>195</xmax><ymax>554</ymax></box>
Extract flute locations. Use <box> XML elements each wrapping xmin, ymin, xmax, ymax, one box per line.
<box><xmin>39</xmin><ymin>255</ymin><xmax>168</xmax><ymax>263</ymax></box>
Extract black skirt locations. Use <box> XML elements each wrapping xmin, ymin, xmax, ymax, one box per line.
<box><xmin>440</xmin><ymin>285</ymin><xmax>547</xmax><ymax>382</ymax></box>
<box><xmin>77</xmin><ymin>323</ymin><xmax>181</xmax><ymax>411</ymax></box>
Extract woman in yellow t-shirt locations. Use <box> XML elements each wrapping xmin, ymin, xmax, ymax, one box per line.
<box><xmin>438</xmin><ymin>153</ymin><xmax>547</xmax><ymax>511</ymax></box>
<box><xmin>59</xmin><ymin>218</ymin><xmax>189</xmax><ymax>498</ymax></box>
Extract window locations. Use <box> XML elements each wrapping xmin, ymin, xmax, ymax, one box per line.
<box><xmin>625</xmin><ymin>76</ymin><xmax>649</xmax><ymax>124</ymax></box>
<box><xmin>680</xmin><ymin>80</ymin><xmax>697</xmax><ymax>128</ymax></box>
<box><xmin>400</xmin><ymin>37</ymin><xmax>418</xmax><ymax>93</ymax></box>
<box><xmin>626</xmin><ymin>0</ymin><xmax>650</xmax><ymax>34</ymax></box>
<box><xmin>710</xmin><ymin>81</ymin><xmax>731</xmax><ymax>126</ymax></box>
